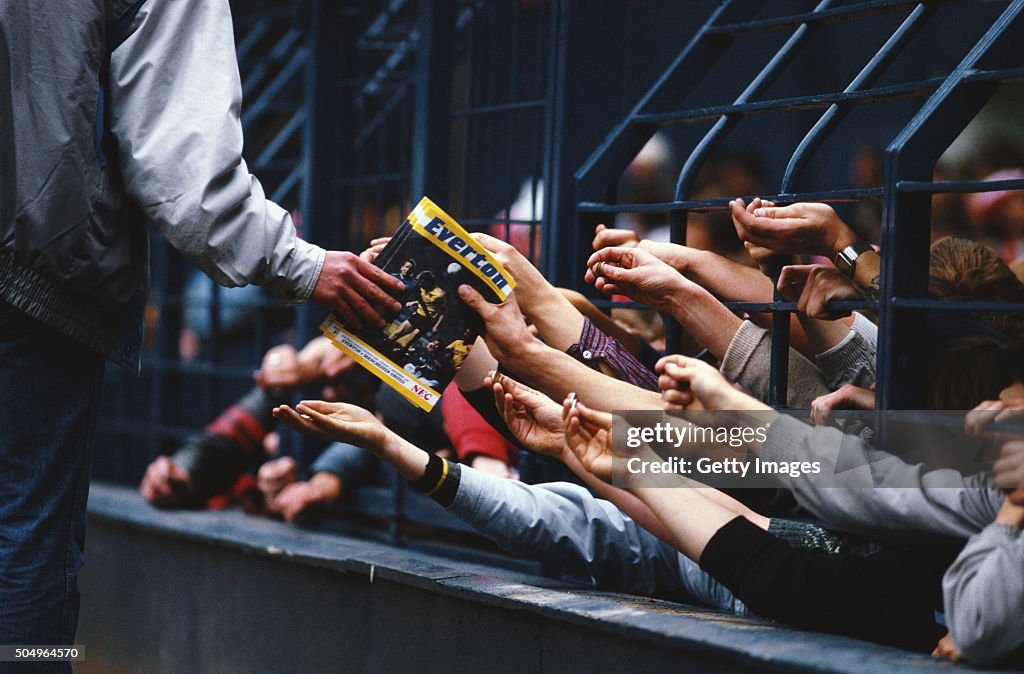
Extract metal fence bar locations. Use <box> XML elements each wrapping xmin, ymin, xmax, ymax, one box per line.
<box><xmin>891</xmin><ymin>298</ymin><xmax>1024</xmax><ymax>313</ymax></box>
<box><xmin>961</xmin><ymin>65</ymin><xmax>1024</xmax><ymax>83</ymax></box>
<box><xmin>722</xmin><ymin>299</ymin><xmax>879</xmax><ymax>313</ymax></box>
<box><xmin>782</xmin><ymin>3</ymin><xmax>932</xmax><ymax>192</ymax></box>
<box><xmin>705</xmin><ymin>0</ymin><xmax>929</xmax><ymax>35</ymax></box>
<box><xmin>410</xmin><ymin>0</ymin><xmax>453</xmax><ymax>202</ymax></box>
<box><xmin>634</xmin><ymin>78</ymin><xmax>943</xmax><ymax>126</ymax></box>
<box><xmin>579</xmin><ymin>188</ymin><xmax>886</xmax><ymax>214</ymax></box>
<box><xmin>451</xmin><ymin>98</ymin><xmax>547</xmax><ymax>117</ymax></box>
<box><xmin>337</xmin><ymin>172</ymin><xmax>409</xmax><ymax>187</ymax></box>
<box><xmin>242</xmin><ymin>46</ymin><xmax>309</xmax><ymax>131</ymax></box>
<box><xmin>574</xmin><ymin>0</ymin><xmax>762</xmax><ymax>200</ymax></box>
<box><xmin>360</xmin><ymin>0</ymin><xmax>410</xmax><ymax>44</ymax></box>
<box><xmin>270</xmin><ymin>163</ymin><xmax>305</xmax><ymax>205</ymax></box>
<box><xmin>253</xmin><ymin>108</ymin><xmax>308</xmax><ymax>170</ymax></box>
<box><xmin>898</xmin><ymin>177</ymin><xmax>1024</xmax><ymax>193</ymax></box>
<box><xmin>668</xmin><ymin>0</ymin><xmax>841</xmax><ymax>406</ymax></box>
<box><xmin>242</xmin><ymin>29</ymin><xmax>304</xmax><ymax>99</ymax></box>
<box><xmin>354</xmin><ymin>82</ymin><xmax>413</xmax><ymax>148</ymax></box>
<box><xmin>235</xmin><ymin>17</ymin><xmax>272</xmax><ymax>65</ymax></box>
<box><xmin>878</xmin><ymin>0</ymin><xmax>1024</xmax><ymax>411</ymax></box>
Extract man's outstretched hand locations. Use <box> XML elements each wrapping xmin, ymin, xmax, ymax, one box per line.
<box><xmin>311</xmin><ymin>251</ymin><xmax>404</xmax><ymax>330</ymax></box>
<box><xmin>274</xmin><ymin>400</ymin><xmax>389</xmax><ymax>451</ymax></box>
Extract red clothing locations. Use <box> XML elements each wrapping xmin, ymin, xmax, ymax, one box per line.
<box><xmin>442</xmin><ymin>382</ymin><xmax>517</xmax><ymax>466</ymax></box>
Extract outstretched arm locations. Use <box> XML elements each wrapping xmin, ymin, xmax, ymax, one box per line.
<box><xmin>562</xmin><ymin>399</ymin><xmax>769</xmax><ymax>563</ymax></box>
<box><xmin>458</xmin><ymin>285</ymin><xmax>663</xmax><ymax>411</ymax></box>
<box><xmin>658</xmin><ymin>360</ymin><xmax>1003</xmax><ymax>538</ymax></box>
<box><xmin>470</xmin><ymin>233</ymin><xmax>586</xmax><ymax>351</ymax></box>
<box><xmin>274</xmin><ymin>401</ymin><xmax>429</xmax><ymax>482</ymax></box>
<box><xmin>730</xmin><ymin>199</ymin><xmax>880</xmax><ymax>302</ymax></box>
<box><xmin>592</xmin><ymin>224</ymin><xmax>774</xmax><ymax>305</ymax></box>
<box><xmin>274</xmin><ymin>399</ymin><xmax>688</xmax><ymax>596</ymax></box>
<box><xmin>942</xmin><ymin>498</ymin><xmax>1024</xmax><ymax>663</ymax></box>
<box><xmin>585</xmin><ymin>247</ymin><xmax>743</xmax><ymax>360</ymax></box>
<box><xmin>487</xmin><ymin>371</ymin><xmax>674</xmax><ymax>542</ymax></box>
<box><xmin>591</xmin><ymin>219</ymin><xmax>848</xmax><ymax>361</ymax></box>
<box><xmin>111</xmin><ymin>0</ymin><xmax>403</xmax><ymax>329</ymax></box>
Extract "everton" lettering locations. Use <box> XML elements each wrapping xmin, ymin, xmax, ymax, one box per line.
<box><xmin>421</xmin><ymin>217</ymin><xmax>511</xmax><ymax>294</ymax></box>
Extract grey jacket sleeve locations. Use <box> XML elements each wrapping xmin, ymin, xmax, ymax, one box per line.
<box><xmin>309</xmin><ymin>442</ymin><xmax>377</xmax><ymax>486</ymax></box>
<box><xmin>943</xmin><ymin>521</ymin><xmax>1024</xmax><ymax>663</ymax></box>
<box><xmin>762</xmin><ymin>414</ymin><xmax>1003</xmax><ymax>539</ymax></box>
<box><xmin>720</xmin><ymin>321</ymin><xmax>830</xmax><ymax>408</ymax></box>
<box><xmin>449</xmin><ymin>467</ymin><xmax>685</xmax><ymax>597</ymax></box>
<box><xmin>109</xmin><ymin>0</ymin><xmax>324</xmax><ymax>304</ymax></box>
<box><xmin>814</xmin><ymin>312</ymin><xmax>877</xmax><ymax>390</ymax></box>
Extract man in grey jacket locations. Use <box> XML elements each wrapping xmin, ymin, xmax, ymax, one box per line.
<box><xmin>0</xmin><ymin>0</ymin><xmax>401</xmax><ymax>658</ymax></box>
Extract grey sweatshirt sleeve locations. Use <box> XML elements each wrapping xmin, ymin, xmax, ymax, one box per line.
<box><xmin>943</xmin><ymin>521</ymin><xmax>1024</xmax><ymax>663</ymax></box>
<box><xmin>720</xmin><ymin>321</ymin><xmax>830</xmax><ymax>408</ymax></box>
<box><xmin>448</xmin><ymin>467</ymin><xmax>686</xmax><ymax>597</ymax></box>
<box><xmin>761</xmin><ymin>414</ymin><xmax>1003</xmax><ymax>539</ymax></box>
<box><xmin>814</xmin><ymin>312</ymin><xmax>877</xmax><ymax>390</ymax></box>
<box><xmin>109</xmin><ymin>0</ymin><xmax>325</xmax><ymax>304</ymax></box>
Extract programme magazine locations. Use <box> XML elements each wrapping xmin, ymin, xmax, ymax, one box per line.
<box><xmin>321</xmin><ymin>197</ymin><xmax>515</xmax><ymax>411</ymax></box>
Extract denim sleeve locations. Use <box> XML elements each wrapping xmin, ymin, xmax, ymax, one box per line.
<box><xmin>943</xmin><ymin>521</ymin><xmax>1024</xmax><ymax>663</ymax></box>
<box><xmin>448</xmin><ymin>466</ymin><xmax>684</xmax><ymax>597</ymax></box>
<box><xmin>109</xmin><ymin>0</ymin><xmax>324</xmax><ymax>303</ymax></box>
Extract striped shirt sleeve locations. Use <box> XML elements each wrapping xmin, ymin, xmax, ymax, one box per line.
<box><xmin>565</xmin><ymin>318</ymin><xmax>659</xmax><ymax>392</ymax></box>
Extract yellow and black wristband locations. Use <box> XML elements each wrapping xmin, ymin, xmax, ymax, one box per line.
<box><xmin>410</xmin><ymin>454</ymin><xmax>461</xmax><ymax>508</ymax></box>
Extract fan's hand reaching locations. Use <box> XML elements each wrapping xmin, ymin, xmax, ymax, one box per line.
<box><xmin>274</xmin><ymin>400</ymin><xmax>388</xmax><ymax>450</ymax></box>
<box><xmin>563</xmin><ymin>395</ymin><xmax>615</xmax><ymax>483</ymax></box>
<box><xmin>487</xmin><ymin>372</ymin><xmax>565</xmax><ymax>457</ymax></box>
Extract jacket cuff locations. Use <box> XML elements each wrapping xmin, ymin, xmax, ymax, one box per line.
<box><xmin>815</xmin><ymin>326</ymin><xmax>856</xmax><ymax>362</ymax></box>
<box><xmin>720</xmin><ymin>320</ymin><xmax>766</xmax><ymax>382</ymax></box>
<box><xmin>815</xmin><ymin>330</ymin><xmax>868</xmax><ymax>386</ymax></box>
<box><xmin>850</xmin><ymin>311</ymin><xmax>878</xmax><ymax>348</ymax></box>
<box><xmin>980</xmin><ymin>521</ymin><xmax>1022</xmax><ymax>540</ymax></box>
<box><xmin>281</xmin><ymin>238</ymin><xmax>325</xmax><ymax>305</ymax></box>
<box><xmin>446</xmin><ymin>464</ymin><xmax>485</xmax><ymax>519</ymax></box>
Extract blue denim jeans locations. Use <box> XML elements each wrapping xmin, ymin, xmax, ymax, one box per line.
<box><xmin>0</xmin><ymin>301</ymin><xmax>104</xmax><ymax>673</ymax></box>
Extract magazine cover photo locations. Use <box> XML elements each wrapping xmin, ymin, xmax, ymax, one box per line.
<box><xmin>322</xmin><ymin>197</ymin><xmax>514</xmax><ymax>411</ymax></box>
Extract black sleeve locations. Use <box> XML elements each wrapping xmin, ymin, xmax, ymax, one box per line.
<box><xmin>699</xmin><ymin>516</ymin><xmax>960</xmax><ymax>652</ymax></box>
<box><xmin>458</xmin><ymin>385</ymin><xmax>527</xmax><ymax>450</ymax></box>
<box><xmin>171</xmin><ymin>385</ymin><xmax>281</xmax><ymax>500</ymax></box>
<box><xmin>171</xmin><ymin>433</ymin><xmax>250</xmax><ymax>500</ymax></box>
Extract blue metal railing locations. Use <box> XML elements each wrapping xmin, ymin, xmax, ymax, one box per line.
<box><xmin>573</xmin><ymin>0</ymin><xmax>1024</xmax><ymax>411</ymax></box>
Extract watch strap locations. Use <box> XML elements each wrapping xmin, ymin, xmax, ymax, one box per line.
<box><xmin>834</xmin><ymin>241</ymin><xmax>873</xmax><ymax>275</ymax></box>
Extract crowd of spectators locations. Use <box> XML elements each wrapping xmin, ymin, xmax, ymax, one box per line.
<box><xmin>140</xmin><ymin>139</ymin><xmax>1024</xmax><ymax>666</ymax></box>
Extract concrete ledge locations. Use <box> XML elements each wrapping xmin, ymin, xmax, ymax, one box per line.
<box><xmin>80</xmin><ymin>483</ymin><xmax>968</xmax><ymax>673</ymax></box>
